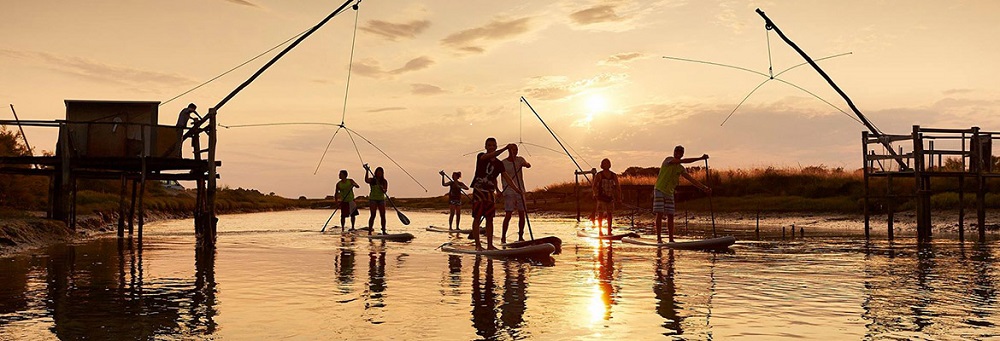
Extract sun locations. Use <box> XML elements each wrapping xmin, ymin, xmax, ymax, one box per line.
<box><xmin>586</xmin><ymin>94</ymin><xmax>608</xmax><ymax>114</ymax></box>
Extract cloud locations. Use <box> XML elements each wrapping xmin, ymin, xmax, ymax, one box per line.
<box><xmin>569</xmin><ymin>4</ymin><xmax>628</xmax><ymax>25</ymax></box>
<box><xmin>367</xmin><ymin>107</ymin><xmax>407</xmax><ymax>113</ymax></box>
<box><xmin>410</xmin><ymin>83</ymin><xmax>447</xmax><ymax>96</ymax></box>
<box><xmin>0</xmin><ymin>49</ymin><xmax>195</xmax><ymax>87</ymax></box>
<box><xmin>942</xmin><ymin>88</ymin><xmax>974</xmax><ymax>95</ymax></box>
<box><xmin>598</xmin><ymin>52</ymin><xmax>648</xmax><ymax>67</ymax></box>
<box><xmin>441</xmin><ymin>17</ymin><xmax>535</xmax><ymax>54</ymax></box>
<box><xmin>222</xmin><ymin>0</ymin><xmax>257</xmax><ymax>7</ymax></box>
<box><xmin>521</xmin><ymin>73</ymin><xmax>629</xmax><ymax>101</ymax></box>
<box><xmin>352</xmin><ymin>56</ymin><xmax>435</xmax><ymax>78</ymax></box>
<box><xmin>360</xmin><ymin>19</ymin><xmax>431</xmax><ymax>41</ymax></box>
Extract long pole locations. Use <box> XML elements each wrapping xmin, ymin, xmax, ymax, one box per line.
<box><xmin>213</xmin><ymin>0</ymin><xmax>358</xmax><ymax>111</ymax></box>
<box><xmin>755</xmin><ymin>9</ymin><xmax>907</xmax><ymax>170</ymax></box>
<box><xmin>520</xmin><ymin>96</ymin><xmax>591</xmax><ymax>182</ymax></box>
<box><xmin>704</xmin><ymin>159</ymin><xmax>717</xmax><ymax>237</ymax></box>
<box><xmin>8</xmin><ymin>104</ymin><xmax>32</xmax><ymax>155</ymax></box>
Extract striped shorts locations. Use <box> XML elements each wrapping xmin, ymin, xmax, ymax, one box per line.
<box><xmin>652</xmin><ymin>190</ymin><xmax>675</xmax><ymax>215</ymax></box>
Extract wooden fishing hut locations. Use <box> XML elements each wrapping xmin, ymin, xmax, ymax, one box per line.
<box><xmin>0</xmin><ymin>100</ymin><xmax>220</xmax><ymax>246</ymax></box>
<box><xmin>862</xmin><ymin>125</ymin><xmax>995</xmax><ymax>242</ymax></box>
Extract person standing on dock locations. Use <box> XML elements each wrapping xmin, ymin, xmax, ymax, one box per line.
<box><xmin>471</xmin><ymin>138</ymin><xmax>514</xmax><ymax>250</ymax></box>
<box><xmin>654</xmin><ymin>146</ymin><xmax>711</xmax><ymax>243</ymax></box>
<box><xmin>334</xmin><ymin>170</ymin><xmax>360</xmax><ymax>231</ymax></box>
<box><xmin>500</xmin><ymin>144</ymin><xmax>530</xmax><ymax>244</ymax></box>
<box><xmin>593</xmin><ymin>158</ymin><xmax>622</xmax><ymax>236</ymax></box>
<box><xmin>365</xmin><ymin>165</ymin><xmax>389</xmax><ymax>235</ymax></box>
<box><xmin>441</xmin><ymin>171</ymin><xmax>469</xmax><ymax>231</ymax></box>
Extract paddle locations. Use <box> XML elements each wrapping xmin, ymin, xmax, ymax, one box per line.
<box><xmin>514</xmin><ymin>167</ymin><xmax>535</xmax><ymax>240</ymax></box>
<box><xmin>365</xmin><ymin>164</ymin><xmax>410</xmax><ymax>226</ymax></box>
<box><xmin>321</xmin><ymin>181</ymin><xmax>356</xmax><ymax>232</ymax></box>
<box><xmin>704</xmin><ymin>158</ymin><xmax>717</xmax><ymax>238</ymax></box>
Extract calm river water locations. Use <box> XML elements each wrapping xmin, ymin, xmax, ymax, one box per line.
<box><xmin>1</xmin><ymin>210</ymin><xmax>997</xmax><ymax>340</ymax></box>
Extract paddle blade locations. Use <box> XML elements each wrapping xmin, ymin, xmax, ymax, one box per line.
<box><xmin>397</xmin><ymin>211</ymin><xmax>411</xmax><ymax>225</ymax></box>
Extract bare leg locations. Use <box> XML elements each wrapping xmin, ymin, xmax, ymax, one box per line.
<box><xmin>607</xmin><ymin>211</ymin><xmax>613</xmax><ymax>236</ymax></box>
<box><xmin>350</xmin><ymin>213</ymin><xmax>356</xmax><ymax>229</ymax></box>
<box><xmin>472</xmin><ymin>213</ymin><xmax>482</xmax><ymax>250</ymax></box>
<box><xmin>486</xmin><ymin>216</ymin><xmax>495</xmax><ymax>250</ymax></box>
<box><xmin>455</xmin><ymin>207</ymin><xmax>462</xmax><ymax>231</ymax></box>
<box><xmin>368</xmin><ymin>204</ymin><xmax>376</xmax><ymax>235</ymax></box>
<box><xmin>340</xmin><ymin>211</ymin><xmax>346</xmax><ymax>232</ymax></box>
<box><xmin>517</xmin><ymin>211</ymin><xmax>525</xmax><ymax>241</ymax></box>
<box><xmin>655</xmin><ymin>212</ymin><xmax>663</xmax><ymax>244</ymax></box>
<box><xmin>501</xmin><ymin>211</ymin><xmax>513</xmax><ymax>244</ymax></box>
<box><xmin>667</xmin><ymin>214</ymin><xmax>675</xmax><ymax>243</ymax></box>
<box><xmin>378</xmin><ymin>204</ymin><xmax>387</xmax><ymax>234</ymax></box>
<box><xmin>448</xmin><ymin>208</ymin><xmax>455</xmax><ymax>229</ymax></box>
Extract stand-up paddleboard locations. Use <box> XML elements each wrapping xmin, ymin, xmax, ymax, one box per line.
<box><xmin>501</xmin><ymin>236</ymin><xmax>563</xmax><ymax>254</ymax></box>
<box><xmin>365</xmin><ymin>232</ymin><xmax>415</xmax><ymax>242</ymax></box>
<box><xmin>576</xmin><ymin>230</ymin><xmax>640</xmax><ymax>240</ymax></box>
<box><xmin>440</xmin><ymin>243</ymin><xmax>555</xmax><ymax>258</ymax></box>
<box><xmin>622</xmin><ymin>236</ymin><xmax>736</xmax><ymax>250</ymax></box>
<box><xmin>426</xmin><ymin>226</ymin><xmax>473</xmax><ymax>234</ymax></box>
<box><xmin>328</xmin><ymin>226</ymin><xmax>373</xmax><ymax>232</ymax></box>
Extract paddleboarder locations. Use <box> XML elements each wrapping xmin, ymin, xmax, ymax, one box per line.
<box><xmin>471</xmin><ymin>138</ymin><xmax>515</xmax><ymax>250</ymax></box>
<box><xmin>365</xmin><ymin>165</ymin><xmax>389</xmax><ymax>235</ymax></box>
<box><xmin>334</xmin><ymin>169</ymin><xmax>361</xmax><ymax>231</ymax></box>
<box><xmin>441</xmin><ymin>171</ymin><xmax>469</xmax><ymax>230</ymax></box>
<box><xmin>654</xmin><ymin>146</ymin><xmax>711</xmax><ymax>243</ymax></box>
<box><xmin>500</xmin><ymin>144</ymin><xmax>531</xmax><ymax>244</ymax></box>
<box><xmin>592</xmin><ymin>158</ymin><xmax>622</xmax><ymax>236</ymax></box>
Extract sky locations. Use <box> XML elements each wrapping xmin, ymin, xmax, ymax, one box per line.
<box><xmin>2</xmin><ymin>0</ymin><xmax>1000</xmax><ymax>198</ymax></box>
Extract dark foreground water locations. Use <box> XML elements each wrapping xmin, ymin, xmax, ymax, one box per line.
<box><xmin>0</xmin><ymin>210</ymin><xmax>997</xmax><ymax>340</ymax></box>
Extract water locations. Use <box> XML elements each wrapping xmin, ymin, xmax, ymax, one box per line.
<box><xmin>0</xmin><ymin>210</ymin><xmax>997</xmax><ymax>340</ymax></box>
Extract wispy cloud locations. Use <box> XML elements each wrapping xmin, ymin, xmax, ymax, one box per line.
<box><xmin>598</xmin><ymin>52</ymin><xmax>649</xmax><ymax>67</ymax></box>
<box><xmin>410</xmin><ymin>83</ymin><xmax>447</xmax><ymax>96</ymax></box>
<box><xmin>942</xmin><ymin>89</ymin><xmax>974</xmax><ymax>95</ymax></box>
<box><xmin>441</xmin><ymin>16</ymin><xmax>535</xmax><ymax>54</ymax></box>
<box><xmin>569</xmin><ymin>3</ymin><xmax>629</xmax><ymax>25</ymax></box>
<box><xmin>367</xmin><ymin>107</ymin><xmax>407</xmax><ymax>113</ymax></box>
<box><xmin>0</xmin><ymin>49</ymin><xmax>195</xmax><ymax>87</ymax></box>
<box><xmin>352</xmin><ymin>56</ymin><xmax>435</xmax><ymax>78</ymax></box>
<box><xmin>361</xmin><ymin>19</ymin><xmax>431</xmax><ymax>41</ymax></box>
<box><xmin>222</xmin><ymin>0</ymin><xmax>258</xmax><ymax>7</ymax></box>
<box><xmin>521</xmin><ymin>73</ymin><xmax>629</xmax><ymax>101</ymax></box>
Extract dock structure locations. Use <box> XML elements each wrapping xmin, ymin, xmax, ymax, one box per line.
<box><xmin>0</xmin><ymin>100</ymin><xmax>220</xmax><ymax>247</ymax></box>
<box><xmin>862</xmin><ymin>125</ymin><xmax>996</xmax><ymax>242</ymax></box>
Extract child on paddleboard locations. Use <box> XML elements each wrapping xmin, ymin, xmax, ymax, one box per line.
<box><xmin>593</xmin><ymin>158</ymin><xmax>622</xmax><ymax>236</ymax></box>
<box><xmin>441</xmin><ymin>171</ymin><xmax>469</xmax><ymax>230</ymax></box>
<box><xmin>365</xmin><ymin>164</ymin><xmax>389</xmax><ymax>235</ymax></box>
<box><xmin>334</xmin><ymin>170</ymin><xmax>360</xmax><ymax>231</ymax></box>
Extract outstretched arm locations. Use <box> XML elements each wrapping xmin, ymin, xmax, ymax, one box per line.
<box><xmin>480</xmin><ymin>143</ymin><xmax>514</xmax><ymax>161</ymax></box>
<box><xmin>676</xmin><ymin>154</ymin><xmax>709</xmax><ymax>164</ymax></box>
<box><xmin>680</xmin><ymin>172</ymin><xmax>712</xmax><ymax>194</ymax></box>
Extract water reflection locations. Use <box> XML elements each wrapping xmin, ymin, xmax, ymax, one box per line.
<box><xmin>440</xmin><ymin>255</ymin><xmax>463</xmax><ymax>297</ymax></box>
<box><xmin>0</xmin><ymin>237</ymin><xmax>219</xmax><ymax>339</ymax></box>
<box><xmin>500</xmin><ymin>261</ymin><xmax>528</xmax><ymax>337</ymax></box>
<box><xmin>334</xmin><ymin>235</ymin><xmax>355</xmax><ymax>293</ymax></box>
<box><xmin>364</xmin><ymin>241</ymin><xmax>388</xmax><ymax>324</ymax></box>
<box><xmin>654</xmin><ymin>249</ymin><xmax>682</xmax><ymax>336</ymax></box>
<box><xmin>471</xmin><ymin>256</ymin><xmax>499</xmax><ymax>340</ymax></box>
<box><xmin>593</xmin><ymin>241</ymin><xmax>617</xmax><ymax>322</ymax></box>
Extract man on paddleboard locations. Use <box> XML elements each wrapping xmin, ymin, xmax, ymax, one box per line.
<box><xmin>654</xmin><ymin>146</ymin><xmax>711</xmax><ymax>243</ymax></box>
<box><xmin>500</xmin><ymin>144</ymin><xmax>531</xmax><ymax>244</ymax></box>
<box><xmin>471</xmin><ymin>138</ymin><xmax>515</xmax><ymax>250</ymax></box>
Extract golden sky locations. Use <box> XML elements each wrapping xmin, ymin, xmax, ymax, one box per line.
<box><xmin>2</xmin><ymin>0</ymin><xmax>999</xmax><ymax>197</ymax></box>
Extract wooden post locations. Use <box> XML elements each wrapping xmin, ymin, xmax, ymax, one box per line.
<box><xmin>128</xmin><ymin>179</ymin><xmax>137</xmax><ymax>236</ymax></box>
<box><xmin>800</xmin><ymin>226</ymin><xmax>804</xmax><ymax>237</ymax></box>
<box><xmin>973</xmin><ymin>127</ymin><xmax>986</xmax><ymax>241</ymax></box>
<box><xmin>782</xmin><ymin>226</ymin><xmax>785</xmax><ymax>239</ymax></box>
<box><xmin>959</xmin><ymin>175</ymin><xmax>965</xmax><ymax>243</ymax></box>
<box><xmin>887</xmin><ymin>173</ymin><xmax>894</xmax><ymax>241</ymax></box>
<box><xmin>755</xmin><ymin>208</ymin><xmax>760</xmax><ymax>239</ymax></box>
<box><xmin>206</xmin><ymin>109</ymin><xmax>219</xmax><ymax>247</ymax></box>
<box><xmin>862</xmin><ymin>131</ymin><xmax>870</xmax><ymax>240</ymax></box>
<box><xmin>575</xmin><ymin>172</ymin><xmax>581</xmax><ymax>222</ymax></box>
<box><xmin>118</xmin><ymin>173</ymin><xmax>127</xmax><ymax>237</ymax></box>
<box><xmin>70</xmin><ymin>178</ymin><xmax>78</xmax><ymax>231</ymax></box>
<box><xmin>137</xmin><ymin>157</ymin><xmax>147</xmax><ymax>243</ymax></box>
<box><xmin>912</xmin><ymin>125</ymin><xmax>931</xmax><ymax>240</ymax></box>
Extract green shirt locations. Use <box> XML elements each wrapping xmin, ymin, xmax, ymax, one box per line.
<box><xmin>367</xmin><ymin>178</ymin><xmax>386</xmax><ymax>201</ymax></box>
<box><xmin>654</xmin><ymin>158</ymin><xmax>685</xmax><ymax>196</ymax></box>
<box><xmin>336</xmin><ymin>180</ymin><xmax>355</xmax><ymax>202</ymax></box>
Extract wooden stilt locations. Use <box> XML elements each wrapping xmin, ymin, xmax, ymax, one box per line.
<box><xmin>887</xmin><ymin>173</ymin><xmax>894</xmax><ymax>241</ymax></box>
<box><xmin>137</xmin><ymin>157</ymin><xmax>147</xmax><ymax>243</ymax></box>
<box><xmin>128</xmin><ymin>179</ymin><xmax>137</xmax><ymax>236</ymax></box>
<box><xmin>959</xmin><ymin>175</ymin><xmax>965</xmax><ymax>243</ymax></box>
<box><xmin>118</xmin><ymin>174</ymin><xmax>127</xmax><ymax>237</ymax></box>
<box><xmin>862</xmin><ymin>132</ymin><xmax>870</xmax><ymax>240</ymax></box>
